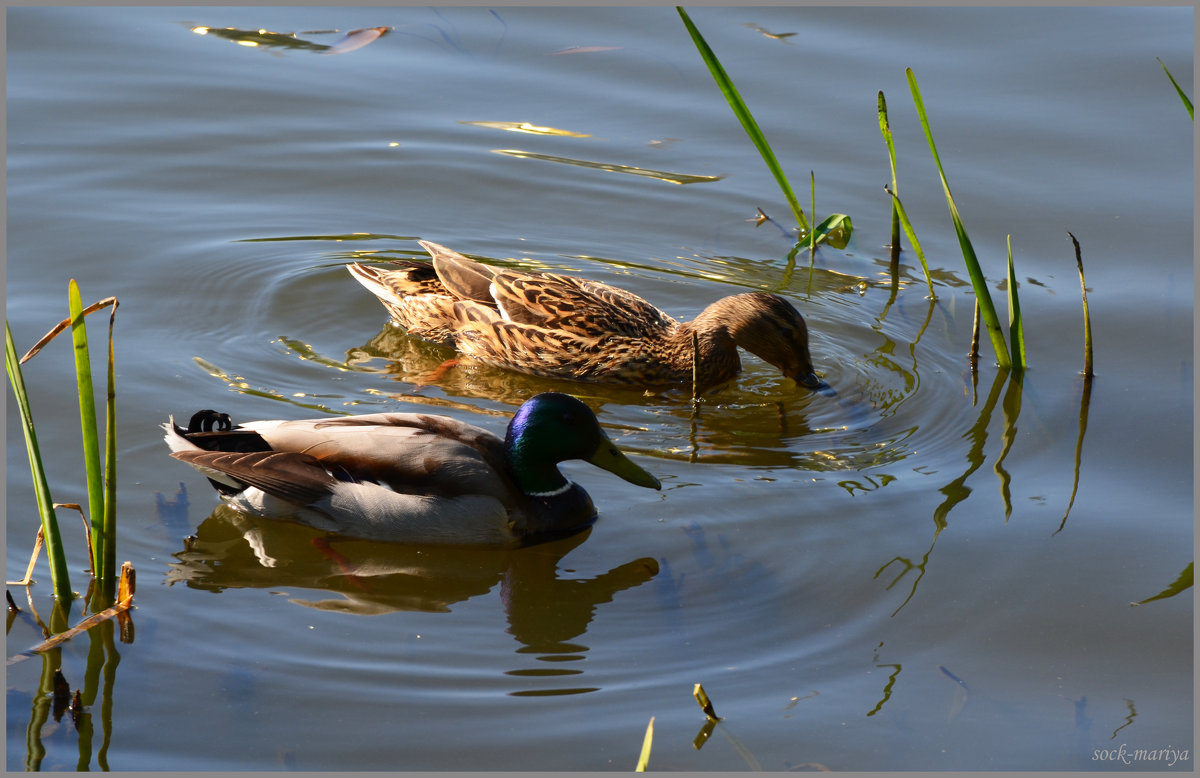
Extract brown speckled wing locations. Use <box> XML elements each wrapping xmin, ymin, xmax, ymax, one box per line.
<box><xmin>487</xmin><ymin>271</ymin><xmax>676</xmax><ymax>339</ymax></box>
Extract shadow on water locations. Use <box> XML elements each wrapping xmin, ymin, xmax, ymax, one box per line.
<box><xmin>166</xmin><ymin>505</ymin><xmax>658</xmax><ymax>694</ymax></box>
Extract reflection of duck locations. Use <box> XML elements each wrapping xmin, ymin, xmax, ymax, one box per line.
<box><xmin>348</xmin><ymin>240</ymin><xmax>827</xmax><ymax>394</ymax></box>
<box><xmin>163</xmin><ymin>393</ymin><xmax>660</xmax><ymax>546</ymax></box>
<box><xmin>168</xmin><ymin>506</ymin><xmax>659</xmax><ymax>645</ymax></box>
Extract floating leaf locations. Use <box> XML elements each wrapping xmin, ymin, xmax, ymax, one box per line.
<box><xmin>492</xmin><ymin>149</ymin><xmax>723</xmax><ymax>185</ymax></box>
<box><xmin>744</xmin><ymin>23</ymin><xmax>797</xmax><ymax>41</ymax></box>
<box><xmin>191</xmin><ymin>25</ymin><xmax>329</xmax><ymax>52</ymax></box>
<box><xmin>460</xmin><ymin>121</ymin><xmax>591</xmax><ymax>138</ymax></box>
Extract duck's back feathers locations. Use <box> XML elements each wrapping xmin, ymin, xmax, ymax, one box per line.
<box><xmin>418</xmin><ymin>239</ymin><xmax>677</xmax><ymax>339</ymax></box>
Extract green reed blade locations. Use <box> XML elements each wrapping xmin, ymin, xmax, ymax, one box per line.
<box><xmin>906</xmin><ymin>68</ymin><xmax>1011</xmax><ymax>369</ymax></box>
<box><xmin>970</xmin><ymin>299</ymin><xmax>981</xmax><ymax>367</ymax></box>
<box><xmin>635</xmin><ymin>716</ymin><xmax>654</xmax><ymax>771</ymax></box>
<box><xmin>68</xmin><ymin>280</ymin><xmax>106</xmax><ymax>579</ymax></box>
<box><xmin>101</xmin><ymin>302</ymin><xmax>118</xmax><ymax>585</ymax></box>
<box><xmin>877</xmin><ymin>91</ymin><xmax>902</xmax><ymax>253</ymax></box>
<box><xmin>1005</xmin><ymin>236</ymin><xmax>1026</xmax><ymax>369</ymax></box>
<box><xmin>677</xmin><ymin>6</ymin><xmax>810</xmax><ymax>234</ymax></box>
<box><xmin>884</xmin><ymin>186</ymin><xmax>935</xmax><ymax>298</ymax></box>
<box><xmin>6</xmin><ymin>322</ymin><xmax>73</xmax><ymax>600</ymax></box>
<box><xmin>808</xmin><ymin>171</ymin><xmax>817</xmax><ymax>259</ymax></box>
<box><xmin>1157</xmin><ymin>58</ymin><xmax>1193</xmax><ymax>121</ymax></box>
<box><xmin>1067</xmin><ymin>232</ymin><xmax>1094</xmax><ymax>378</ymax></box>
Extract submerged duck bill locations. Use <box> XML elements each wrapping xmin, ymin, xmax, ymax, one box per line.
<box><xmin>796</xmin><ymin>371</ymin><xmax>833</xmax><ymax>394</ymax></box>
<box><xmin>587</xmin><ymin>439</ymin><xmax>661</xmax><ymax>490</ymax></box>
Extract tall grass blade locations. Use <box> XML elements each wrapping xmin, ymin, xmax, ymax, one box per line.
<box><xmin>101</xmin><ymin>302</ymin><xmax>119</xmax><ymax>588</ymax></box>
<box><xmin>884</xmin><ymin>186</ymin><xmax>936</xmax><ymax>298</ymax></box>
<box><xmin>677</xmin><ymin>6</ymin><xmax>809</xmax><ymax>234</ymax></box>
<box><xmin>969</xmin><ymin>299</ymin><xmax>981</xmax><ymax>368</ymax></box>
<box><xmin>1067</xmin><ymin>232</ymin><xmax>1094</xmax><ymax>377</ymax></box>
<box><xmin>635</xmin><ymin>716</ymin><xmax>654</xmax><ymax>771</ymax></box>
<box><xmin>906</xmin><ymin>68</ymin><xmax>1010</xmax><ymax>368</ymax></box>
<box><xmin>808</xmin><ymin>170</ymin><xmax>817</xmax><ymax>260</ymax></box>
<box><xmin>6</xmin><ymin>323</ymin><xmax>73</xmax><ymax>600</ymax></box>
<box><xmin>1157</xmin><ymin>58</ymin><xmax>1193</xmax><ymax>120</ymax></box>
<box><xmin>877</xmin><ymin>91</ymin><xmax>902</xmax><ymax>256</ymax></box>
<box><xmin>1005</xmin><ymin>236</ymin><xmax>1026</xmax><ymax>369</ymax></box>
<box><xmin>68</xmin><ymin>280</ymin><xmax>106</xmax><ymax>581</ymax></box>
<box><xmin>1055</xmin><ymin>371</ymin><xmax>1092</xmax><ymax>535</ymax></box>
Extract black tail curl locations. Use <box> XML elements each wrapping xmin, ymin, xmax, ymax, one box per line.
<box><xmin>186</xmin><ymin>409</ymin><xmax>233</xmax><ymax>433</ymax></box>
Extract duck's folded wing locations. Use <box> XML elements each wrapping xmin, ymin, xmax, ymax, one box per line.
<box><xmin>170</xmin><ymin>449</ymin><xmax>340</xmax><ymax>505</ymax></box>
<box><xmin>421</xmin><ymin>240</ymin><xmax>501</xmax><ymax>304</ymax></box>
<box><xmin>174</xmin><ymin>449</ymin><xmax>518</xmax><ymax>544</ymax></box>
<box><xmin>486</xmin><ymin>271</ymin><xmax>676</xmax><ymax>339</ymax></box>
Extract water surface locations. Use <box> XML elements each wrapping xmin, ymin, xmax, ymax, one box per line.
<box><xmin>6</xmin><ymin>6</ymin><xmax>1193</xmax><ymax>771</ymax></box>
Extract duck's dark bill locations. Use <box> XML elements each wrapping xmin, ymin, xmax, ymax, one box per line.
<box><xmin>798</xmin><ymin>372</ymin><xmax>835</xmax><ymax>396</ymax></box>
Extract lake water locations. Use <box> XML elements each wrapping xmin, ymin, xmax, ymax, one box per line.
<box><xmin>5</xmin><ymin>5</ymin><xmax>1193</xmax><ymax>772</ymax></box>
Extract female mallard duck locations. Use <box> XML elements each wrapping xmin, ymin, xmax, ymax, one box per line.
<box><xmin>348</xmin><ymin>241</ymin><xmax>827</xmax><ymax>394</ymax></box>
<box><xmin>163</xmin><ymin>392</ymin><xmax>660</xmax><ymax>546</ymax></box>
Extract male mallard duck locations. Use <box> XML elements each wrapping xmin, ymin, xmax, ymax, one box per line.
<box><xmin>163</xmin><ymin>392</ymin><xmax>660</xmax><ymax>546</ymax></box>
<box><xmin>348</xmin><ymin>241</ymin><xmax>827</xmax><ymax>394</ymax></box>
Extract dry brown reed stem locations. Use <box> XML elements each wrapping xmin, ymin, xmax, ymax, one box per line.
<box><xmin>7</xmin><ymin>562</ymin><xmax>135</xmax><ymax>665</ymax></box>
